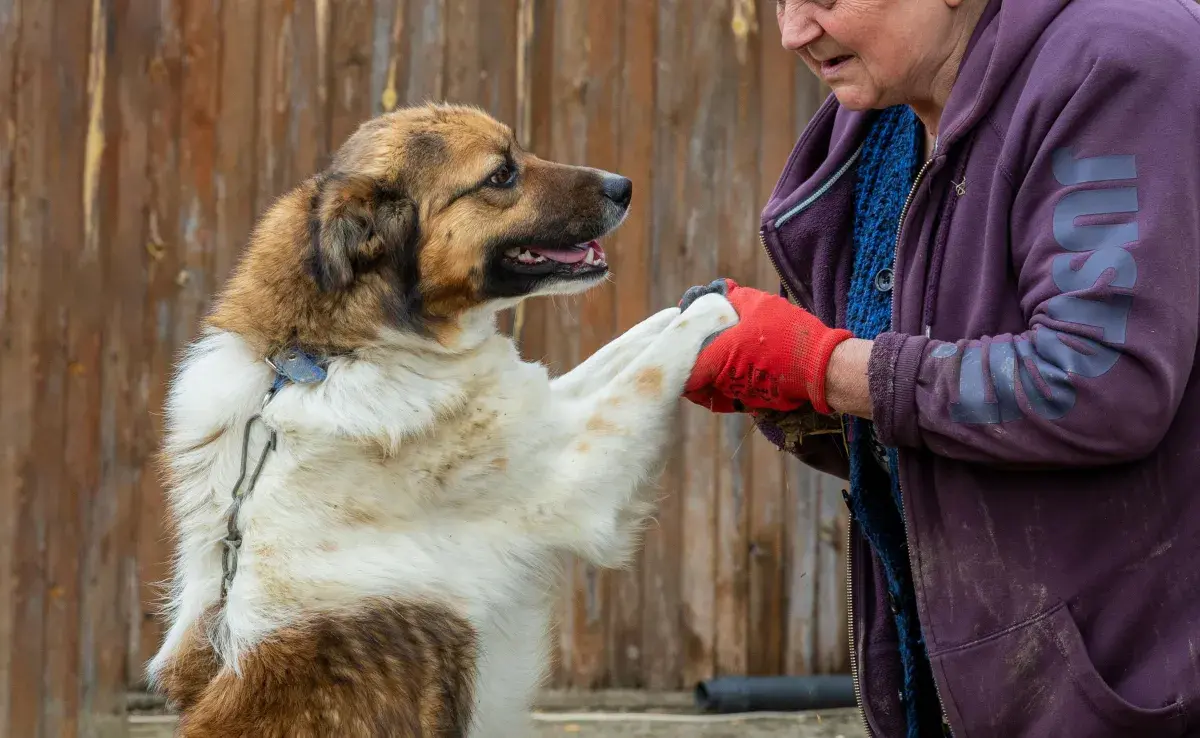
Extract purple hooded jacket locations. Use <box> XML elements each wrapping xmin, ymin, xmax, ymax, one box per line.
<box><xmin>755</xmin><ymin>1</ymin><xmax>1200</xmax><ymax>736</ymax></box>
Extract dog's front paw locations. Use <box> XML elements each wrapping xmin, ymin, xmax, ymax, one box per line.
<box><xmin>678</xmin><ymin>278</ymin><xmax>731</xmax><ymax>313</ymax></box>
<box><xmin>670</xmin><ymin>291</ymin><xmax>739</xmax><ymax>351</ymax></box>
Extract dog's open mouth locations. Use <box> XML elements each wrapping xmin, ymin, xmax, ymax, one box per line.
<box><xmin>500</xmin><ymin>241</ymin><xmax>608</xmax><ymax>277</ymax></box>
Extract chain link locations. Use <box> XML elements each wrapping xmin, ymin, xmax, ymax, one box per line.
<box><xmin>220</xmin><ymin>386</ymin><xmax>279</xmax><ymax>600</ymax></box>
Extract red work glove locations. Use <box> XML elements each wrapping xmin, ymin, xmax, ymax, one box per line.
<box><xmin>678</xmin><ymin>279</ymin><xmax>853</xmax><ymax>414</ymax></box>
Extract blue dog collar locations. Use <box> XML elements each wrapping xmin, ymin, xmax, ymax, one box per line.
<box><xmin>266</xmin><ymin>346</ymin><xmax>327</xmax><ymax>393</ymax></box>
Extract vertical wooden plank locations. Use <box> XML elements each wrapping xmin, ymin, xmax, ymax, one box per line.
<box><xmin>0</xmin><ymin>0</ymin><xmax>52</xmax><ymax>733</ymax></box>
<box><xmin>674</xmin><ymin>0</ymin><xmax>755</xmax><ymax>688</ymax></box>
<box><xmin>255</xmin><ymin>0</ymin><xmax>287</xmax><ymax>209</ymax></box>
<box><xmin>640</xmin><ymin>0</ymin><xmax>691</xmax><ymax>691</ymax></box>
<box><xmin>403</xmin><ymin>0</ymin><xmax>445</xmax><ymax>105</ymax></box>
<box><xmin>327</xmin><ymin>0</ymin><xmax>373</xmax><ymax>151</ymax></box>
<box><xmin>0</xmin><ymin>0</ymin><xmax>23</xmax><ymax>728</ymax></box>
<box><xmin>97</xmin><ymin>0</ymin><xmax>156</xmax><ymax>720</ymax></box>
<box><xmin>442</xmin><ymin>0</ymin><xmax>480</xmax><ymax>104</ymax></box>
<box><xmin>135</xmin><ymin>0</ymin><xmax>222</xmax><ymax>692</ymax></box>
<box><xmin>546</xmin><ymin>0</ymin><xmax>589</xmax><ymax>687</ymax></box>
<box><xmin>475</xmin><ymin>0</ymin><xmax>519</xmax><ymax>336</ymax></box>
<box><xmin>816</xmin><ymin>474</ymin><xmax>850</xmax><ymax>673</ymax></box>
<box><xmin>476</xmin><ymin>0</ymin><xmax>518</xmax><ymax>122</ymax></box>
<box><xmin>562</xmin><ymin>0</ymin><xmax>623</xmax><ymax>689</ymax></box>
<box><xmin>511</xmin><ymin>0</ymin><xmax>554</xmax><ymax>367</ymax></box>
<box><xmin>176</xmin><ymin>0</ymin><xmax>221</xmax><ymax>353</ymax></box>
<box><xmin>785</xmin><ymin>456</ymin><xmax>819</xmax><ymax>674</ymax></box>
<box><xmin>213</xmin><ymin>0</ymin><xmax>261</xmax><ymax>286</ymax></box>
<box><xmin>713</xmin><ymin>0</ymin><xmax>765</xmax><ymax>680</ymax></box>
<box><xmin>256</xmin><ymin>0</ymin><xmax>330</xmax><ymax>211</ymax></box>
<box><xmin>511</xmin><ymin>0</ymin><xmax>560</xmax><ymax>681</ymax></box>
<box><xmin>371</xmin><ymin>0</ymin><xmax>404</xmax><ymax>115</ymax></box>
<box><xmin>132</xmin><ymin>0</ymin><xmax>183</xmax><ymax>679</ymax></box>
<box><xmin>74</xmin><ymin>0</ymin><xmax>130</xmax><ymax>733</ymax></box>
<box><xmin>605</xmin><ymin>0</ymin><xmax>655</xmax><ymax>688</ymax></box>
<box><xmin>40</xmin><ymin>0</ymin><xmax>94</xmax><ymax>733</ymax></box>
<box><xmin>292</xmin><ymin>0</ymin><xmax>331</xmax><ymax>175</ymax></box>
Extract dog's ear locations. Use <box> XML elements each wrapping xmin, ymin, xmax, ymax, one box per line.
<box><xmin>309</xmin><ymin>174</ymin><xmax>418</xmax><ymax>292</ymax></box>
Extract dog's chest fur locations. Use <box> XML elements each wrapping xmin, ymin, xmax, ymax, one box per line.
<box><xmin>153</xmin><ymin>328</ymin><xmax>571</xmax><ymax>735</ymax></box>
<box><xmin>150</xmin><ymin>293</ymin><xmax>738</xmax><ymax>736</ymax></box>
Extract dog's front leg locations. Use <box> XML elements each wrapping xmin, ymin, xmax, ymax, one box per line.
<box><xmin>548</xmin><ymin>306</ymin><xmax>680</xmax><ymax>400</ymax></box>
<box><xmin>537</xmin><ymin>293</ymin><xmax>737</xmax><ymax>566</ymax></box>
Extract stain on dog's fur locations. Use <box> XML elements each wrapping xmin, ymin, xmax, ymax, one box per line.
<box><xmin>633</xmin><ymin>366</ymin><xmax>664</xmax><ymax>398</ymax></box>
<box><xmin>586</xmin><ymin>414</ymin><xmax>622</xmax><ymax>435</ymax></box>
<box><xmin>162</xmin><ymin>601</ymin><xmax>477</xmax><ymax>738</ymax></box>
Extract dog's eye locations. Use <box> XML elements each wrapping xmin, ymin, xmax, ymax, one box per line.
<box><xmin>488</xmin><ymin>163</ymin><xmax>517</xmax><ymax>187</ymax></box>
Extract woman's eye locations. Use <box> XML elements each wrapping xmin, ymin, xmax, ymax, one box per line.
<box><xmin>489</xmin><ymin>164</ymin><xmax>517</xmax><ymax>186</ymax></box>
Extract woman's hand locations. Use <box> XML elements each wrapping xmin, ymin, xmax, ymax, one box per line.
<box><xmin>678</xmin><ymin>279</ymin><xmax>854</xmax><ymax>414</ymax></box>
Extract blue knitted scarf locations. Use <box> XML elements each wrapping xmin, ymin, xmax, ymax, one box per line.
<box><xmin>845</xmin><ymin>105</ymin><xmax>944</xmax><ymax>737</ymax></box>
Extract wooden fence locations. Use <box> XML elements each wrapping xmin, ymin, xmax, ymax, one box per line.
<box><xmin>0</xmin><ymin>0</ymin><xmax>846</xmax><ymax>733</ymax></box>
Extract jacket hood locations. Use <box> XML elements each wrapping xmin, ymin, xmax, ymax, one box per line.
<box><xmin>761</xmin><ymin>0</ymin><xmax>1071</xmax><ymax>225</ymax></box>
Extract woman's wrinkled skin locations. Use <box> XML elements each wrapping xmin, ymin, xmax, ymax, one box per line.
<box><xmin>774</xmin><ymin>0</ymin><xmax>989</xmax><ymax>417</ymax></box>
<box><xmin>776</xmin><ymin>0</ymin><xmax>987</xmax><ymax>142</ymax></box>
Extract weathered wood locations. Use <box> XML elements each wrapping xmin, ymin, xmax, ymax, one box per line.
<box><xmin>511</xmin><ymin>0</ymin><xmax>555</xmax><ymax>365</ymax></box>
<box><xmin>94</xmin><ymin>0</ymin><xmax>156</xmax><ymax>727</ymax></box>
<box><xmin>41</xmin><ymin>0</ymin><xmax>96</xmax><ymax>733</ymax></box>
<box><xmin>404</xmin><ymin>0</ymin><xmax>446</xmax><ymax>106</ymax></box>
<box><xmin>675</xmin><ymin>0</ymin><xmax>722</xmax><ymax>689</ymax></box>
<box><xmin>1</xmin><ymin>2</ymin><xmax>853</xmax><ymax>721</ymax></box>
<box><xmin>816</xmin><ymin>474</ymin><xmax>850</xmax><ymax>674</ymax></box>
<box><xmin>545</xmin><ymin>0</ymin><xmax>592</xmax><ymax>688</ymax></box>
<box><xmin>213</xmin><ymin>0</ymin><xmax>262</xmax><ymax>286</ymax></box>
<box><xmin>328</xmin><ymin>0</ymin><xmax>373</xmax><ymax>152</ymax></box>
<box><xmin>132</xmin><ymin>0</ymin><xmax>184</xmax><ymax>680</ymax></box>
<box><xmin>0</xmin><ymin>0</ymin><xmax>24</xmax><ymax>729</ymax></box>
<box><xmin>74</xmin><ymin>0</ymin><xmax>130</xmax><ymax>733</ymax></box>
<box><xmin>605</xmin><ymin>0</ymin><xmax>656</xmax><ymax>688</ymax></box>
<box><xmin>713</xmin><ymin>0</ymin><xmax>765</xmax><ymax>681</ymax></box>
<box><xmin>4</xmin><ymin>1</ymin><xmax>53</xmax><ymax>734</ymax></box>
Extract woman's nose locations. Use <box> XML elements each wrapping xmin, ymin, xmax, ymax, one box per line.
<box><xmin>777</xmin><ymin>2</ymin><xmax>822</xmax><ymax>52</ymax></box>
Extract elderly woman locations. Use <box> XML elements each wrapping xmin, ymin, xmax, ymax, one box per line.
<box><xmin>680</xmin><ymin>1</ymin><xmax>1200</xmax><ymax>736</ymax></box>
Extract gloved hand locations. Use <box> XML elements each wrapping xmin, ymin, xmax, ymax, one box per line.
<box><xmin>678</xmin><ymin>279</ymin><xmax>853</xmax><ymax>414</ymax></box>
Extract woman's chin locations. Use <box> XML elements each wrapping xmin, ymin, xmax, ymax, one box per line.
<box><xmin>828</xmin><ymin>83</ymin><xmax>883</xmax><ymax>112</ymax></box>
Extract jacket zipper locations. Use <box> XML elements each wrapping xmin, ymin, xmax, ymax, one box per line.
<box><xmin>774</xmin><ymin>144</ymin><xmax>865</xmax><ymax>228</ymax></box>
<box><xmin>892</xmin><ymin>144</ymin><xmax>955</xmax><ymax>735</ymax></box>
<box><xmin>845</xmin><ymin>518</ymin><xmax>873</xmax><ymax>737</ymax></box>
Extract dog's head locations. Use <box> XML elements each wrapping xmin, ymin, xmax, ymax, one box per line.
<box><xmin>209</xmin><ymin>104</ymin><xmax>630</xmax><ymax>352</ymax></box>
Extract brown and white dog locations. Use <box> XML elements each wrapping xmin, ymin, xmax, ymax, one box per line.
<box><xmin>147</xmin><ymin>103</ymin><xmax>737</xmax><ymax>737</ymax></box>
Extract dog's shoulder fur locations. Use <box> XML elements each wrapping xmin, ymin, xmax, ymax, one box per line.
<box><xmin>148</xmin><ymin>103</ymin><xmax>738</xmax><ymax>737</ymax></box>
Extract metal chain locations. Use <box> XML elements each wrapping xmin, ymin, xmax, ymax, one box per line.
<box><xmin>219</xmin><ymin>386</ymin><xmax>280</xmax><ymax>600</ymax></box>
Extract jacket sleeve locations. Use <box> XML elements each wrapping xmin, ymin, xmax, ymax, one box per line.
<box><xmin>871</xmin><ymin>50</ymin><xmax>1200</xmax><ymax>467</ymax></box>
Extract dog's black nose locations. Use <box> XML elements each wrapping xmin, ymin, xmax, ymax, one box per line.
<box><xmin>601</xmin><ymin>175</ymin><xmax>633</xmax><ymax>208</ymax></box>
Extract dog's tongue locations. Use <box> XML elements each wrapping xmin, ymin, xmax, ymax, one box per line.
<box><xmin>526</xmin><ymin>241</ymin><xmax>601</xmax><ymax>264</ymax></box>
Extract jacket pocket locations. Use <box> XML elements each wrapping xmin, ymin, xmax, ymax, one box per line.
<box><xmin>931</xmin><ymin>602</ymin><xmax>1187</xmax><ymax>738</ymax></box>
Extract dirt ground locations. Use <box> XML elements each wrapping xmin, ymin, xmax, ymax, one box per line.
<box><xmin>126</xmin><ymin>691</ymin><xmax>868</xmax><ymax>737</ymax></box>
<box><xmin>128</xmin><ymin>711</ymin><xmax>867</xmax><ymax>738</ymax></box>
<box><xmin>526</xmin><ymin>710</ymin><xmax>866</xmax><ymax>737</ymax></box>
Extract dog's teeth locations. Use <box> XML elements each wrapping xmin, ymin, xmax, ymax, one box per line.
<box><xmin>584</xmin><ymin>248</ymin><xmax>595</xmax><ymax>265</ymax></box>
<box><xmin>505</xmin><ymin>247</ymin><xmax>521</xmax><ymax>258</ymax></box>
<box><xmin>532</xmin><ymin>254</ymin><xmax>546</xmax><ymax>263</ymax></box>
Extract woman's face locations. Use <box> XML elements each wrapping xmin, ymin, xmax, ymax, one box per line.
<box><xmin>777</xmin><ymin>0</ymin><xmax>965</xmax><ymax>111</ymax></box>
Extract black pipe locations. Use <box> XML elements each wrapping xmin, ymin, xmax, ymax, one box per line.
<box><xmin>694</xmin><ymin>675</ymin><xmax>858</xmax><ymax>713</ymax></box>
